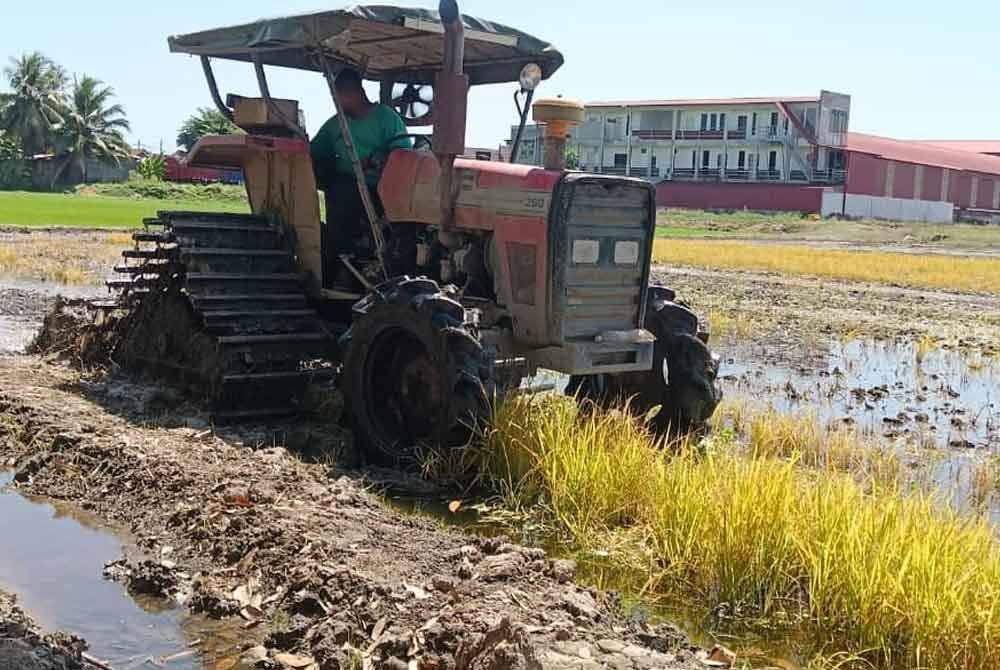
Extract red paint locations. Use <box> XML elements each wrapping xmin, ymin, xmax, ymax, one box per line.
<box><xmin>977</xmin><ymin>177</ymin><xmax>995</xmax><ymax>208</ymax></box>
<box><xmin>456</xmin><ymin>157</ymin><xmax>562</xmax><ymax>191</ymax></box>
<box><xmin>655</xmin><ymin>181</ymin><xmax>824</xmax><ymax>212</ymax></box>
<box><xmin>163</xmin><ymin>155</ymin><xmax>241</xmax><ymax>184</ymax></box>
<box><xmin>891</xmin><ymin>162</ymin><xmax>916</xmax><ymax>199</ymax></box>
<box><xmin>848</xmin><ymin>133</ymin><xmax>1000</xmax><ymax>175</ymax></box>
<box><xmin>922</xmin><ymin>166</ymin><xmax>944</xmax><ymax>201</ymax></box>
<box><xmin>845</xmin><ymin>153</ymin><xmax>886</xmax><ymax>196</ymax></box>
<box><xmin>951</xmin><ymin>173</ymin><xmax>974</xmax><ymax>207</ymax></box>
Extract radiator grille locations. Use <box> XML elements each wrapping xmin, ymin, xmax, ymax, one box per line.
<box><xmin>558</xmin><ymin>178</ymin><xmax>653</xmax><ymax>340</ymax></box>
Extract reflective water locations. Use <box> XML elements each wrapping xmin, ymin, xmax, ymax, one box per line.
<box><xmin>718</xmin><ymin>336</ymin><xmax>1000</xmax><ymax>518</ymax></box>
<box><xmin>0</xmin><ymin>472</ymin><xmax>245</xmax><ymax>669</ymax></box>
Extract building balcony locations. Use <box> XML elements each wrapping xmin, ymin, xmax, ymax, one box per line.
<box><xmin>726</xmin><ymin>129</ymin><xmax>747</xmax><ymax>140</ymax></box>
<box><xmin>676</xmin><ymin>130</ymin><xmax>725</xmax><ymax>141</ymax></box>
<box><xmin>810</xmin><ymin>168</ymin><xmax>847</xmax><ymax>184</ymax></box>
<box><xmin>631</xmin><ymin>129</ymin><xmax>673</xmax><ymax>141</ymax></box>
<box><xmin>628</xmin><ymin>167</ymin><xmax>661</xmax><ymax>178</ymax></box>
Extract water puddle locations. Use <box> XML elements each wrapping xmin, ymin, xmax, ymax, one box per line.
<box><xmin>0</xmin><ymin>280</ymin><xmax>101</xmax><ymax>353</ymax></box>
<box><xmin>0</xmin><ymin>472</ymin><xmax>245</xmax><ymax>669</ymax></box>
<box><xmin>718</xmin><ymin>335</ymin><xmax>1000</xmax><ymax>517</ymax></box>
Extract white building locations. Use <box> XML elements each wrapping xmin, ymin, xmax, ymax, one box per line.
<box><xmin>509</xmin><ymin>91</ymin><xmax>851</xmax><ymax>185</ymax></box>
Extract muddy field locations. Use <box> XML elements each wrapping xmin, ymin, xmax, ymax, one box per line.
<box><xmin>0</xmin><ymin>226</ymin><xmax>997</xmax><ymax>669</ymax></box>
<box><xmin>0</xmin><ymin>357</ymin><xmax>704</xmax><ymax>670</ymax></box>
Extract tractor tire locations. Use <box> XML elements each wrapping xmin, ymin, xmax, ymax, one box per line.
<box><xmin>343</xmin><ymin>276</ymin><xmax>495</xmax><ymax>465</ymax></box>
<box><xmin>567</xmin><ymin>285</ymin><xmax>722</xmax><ymax>432</ymax></box>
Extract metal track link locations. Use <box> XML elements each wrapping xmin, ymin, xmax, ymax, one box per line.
<box><xmin>111</xmin><ymin>210</ymin><xmax>335</xmax><ymax>417</ymax></box>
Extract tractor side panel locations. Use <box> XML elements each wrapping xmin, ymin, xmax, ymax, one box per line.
<box><xmin>187</xmin><ymin>135</ymin><xmax>324</xmax><ymax>290</ymax></box>
<box><xmin>379</xmin><ymin>151</ymin><xmax>560</xmax><ymax>345</ymax></box>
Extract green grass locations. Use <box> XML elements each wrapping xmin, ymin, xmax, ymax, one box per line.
<box><xmin>0</xmin><ymin>190</ymin><xmax>249</xmax><ymax>229</ymax></box>
<box><xmin>442</xmin><ymin>395</ymin><xmax>1000</xmax><ymax>670</ymax></box>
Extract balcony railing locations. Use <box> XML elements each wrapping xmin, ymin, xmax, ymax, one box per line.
<box><xmin>756</xmin><ymin>169</ymin><xmax>782</xmax><ymax>181</ymax></box>
<box><xmin>810</xmin><ymin>168</ymin><xmax>847</xmax><ymax>184</ymax></box>
<box><xmin>677</xmin><ymin>129</ymin><xmax>725</xmax><ymax>140</ymax></box>
<box><xmin>631</xmin><ymin>129</ymin><xmax>673</xmax><ymax>140</ymax></box>
<box><xmin>628</xmin><ymin>167</ymin><xmax>661</xmax><ymax>177</ymax></box>
<box><xmin>726</xmin><ymin>129</ymin><xmax>747</xmax><ymax>140</ymax></box>
<box><xmin>594</xmin><ymin>166</ymin><xmax>627</xmax><ymax>176</ymax></box>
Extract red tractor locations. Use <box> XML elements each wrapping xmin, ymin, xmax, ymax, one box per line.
<box><xmin>111</xmin><ymin>2</ymin><xmax>722</xmax><ymax>461</ymax></box>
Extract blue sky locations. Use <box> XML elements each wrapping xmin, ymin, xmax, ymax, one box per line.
<box><xmin>3</xmin><ymin>0</ymin><xmax>997</xmax><ymax>152</ymax></box>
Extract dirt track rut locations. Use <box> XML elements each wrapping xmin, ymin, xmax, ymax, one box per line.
<box><xmin>0</xmin><ymin>356</ymin><xmax>702</xmax><ymax>670</ymax></box>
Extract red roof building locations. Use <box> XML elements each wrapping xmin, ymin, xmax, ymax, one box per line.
<box><xmin>912</xmin><ymin>140</ymin><xmax>1000</xmax><ymax>157</ymax></box>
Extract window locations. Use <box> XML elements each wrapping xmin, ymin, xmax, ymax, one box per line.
<box><xmin>710</xmin><ymin>113</ymin><xmax>718</xmax><ymax>131</ymax></box>
<box><xmin>751</xmin><ymin>112</ymin><xmax>758</xmax><ymax>135</ymax></box>
<box><xmin>737</xmin><ymin>115</ymin><xmax>747</xmax><ymax>131</ymax></box>
<box><xmin>719</xmin><ymin>113</ymin><xmax>727</xmax><ymax>131</ymax></box>
<box><xmin>702</xmin><ymin>150</ymin><xmax>711</xmax><ymax>168</ymax></box>
<box><xmin>737</xmin><ymin>150</ymin><xmax>746</xmax><ymax>169</ymax></box>
<box><xmin>700</xmin><ymin>114</ymin><xmax>708</xmax><ymax>131</ymax></box>
<box><xmin>613</xmin><ymin>153</ymin><xmax>627</xmax><ymax>168</ymax></box>
<box><xmin>691</xmin><ymin>150</ymin><xmax>697</xmax><ymax>168</ymax></box>
<box><xmin>716</xmin><ymin>154</ymin><xmax>722</xmax><ymax>168</ymax></box>
<box><xmin>783</xmin><ymin>117</ymin><xmax>789</xmax><ymax>134</ymax></box>
<box><xmin>768</xmin><ymin>150</ymin><xmax>778</xmax><ymax>172</ymax></box>
<box><xmin>769</xmin><ymin>112</ymin><xmax>779</xmax><ymax>133</ymax></box>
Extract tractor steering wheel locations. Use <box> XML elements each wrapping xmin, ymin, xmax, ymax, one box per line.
<box><xmin>366</xmin><ymin>134</ymin><xmax>433</xmax><ymax>178</ymax></box>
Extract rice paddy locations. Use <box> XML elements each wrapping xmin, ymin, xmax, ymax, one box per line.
<box><xmin>466</xmin><ymin>394</ymin><xmax>1000</xmax><ymax>670</ymax></box>
<box><xmin>651</xmin><ymin>239</ymin><xmax>1000</xmax><ymax>295</ymax></box>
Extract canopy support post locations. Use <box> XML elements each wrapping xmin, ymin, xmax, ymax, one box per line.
<box><xmin>314</xmin><ymin>51</ymin><xmax>387</xmax><ymax>280</ymax></box>
<box><xmin>434</xmin><ymin>0</ymin><xmax>468</xmax><ymax>230</ymax></box>
<box><xmin>200</xmin><ymin>57</ymin><xmax>233</xmax><ymax>121</ymax></box>
<box><xmin>252</xmin><ymin>56</ymin><xmax>308</xmax><ymax>141</ymax></box>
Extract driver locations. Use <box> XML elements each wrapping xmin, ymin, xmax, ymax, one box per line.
<box><xmin>310</xmin><ymin>67</ymin><xmax>412</xmax><ymax>286</ymax></box>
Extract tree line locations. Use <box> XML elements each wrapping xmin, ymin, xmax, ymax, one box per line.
<box><xmin>0</xmin><ymin>52</ymin><xmax>130</xmax><ymax>184</ymax></box>
<box><xmin>0</xmin><ymin>50</ymin><xmax>241</xmax><ymax>187</ymax></box>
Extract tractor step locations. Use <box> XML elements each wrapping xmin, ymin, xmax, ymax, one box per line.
<box><xmin>159</xmin><ymin>210</ymin><xmax>272</xmax><ymax>225</ymax></box>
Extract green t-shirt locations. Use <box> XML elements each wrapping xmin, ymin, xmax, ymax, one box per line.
<box><xmin>310</xmin><ymin>104</ymin><xmax>412</xmax><ymax>184</ymax></box>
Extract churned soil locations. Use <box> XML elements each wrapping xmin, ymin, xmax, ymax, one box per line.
<box><xmin>0</xmin><ymin>357</ymin><xmax>705</xmax><ymax>670</ymax></box>
<box><xmin>654</xmin><ymin>265</ymin><xmax>1000</xmax><ymax>356</ymax></box>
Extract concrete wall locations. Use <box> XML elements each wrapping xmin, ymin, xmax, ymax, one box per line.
<box><xmin>821</xmin><ymin>191</ymin><xmax>954</xmax><ymax>223</ymax></box>
<box><xmin>657</xmin><ymin>182</ymin><xmax>824</xmax><ymax>211</ymax></box>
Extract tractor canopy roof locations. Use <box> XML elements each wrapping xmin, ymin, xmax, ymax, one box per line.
<box><xmin>168</xmin><ymin>4</ymin><xmax>564</xmax><ymax>87</ymax></box>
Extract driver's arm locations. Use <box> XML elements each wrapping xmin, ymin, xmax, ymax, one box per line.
<box><xmin>382</xmin><ymin>105</ymin><xmax>413</xmax><ymax>151</ymax></box>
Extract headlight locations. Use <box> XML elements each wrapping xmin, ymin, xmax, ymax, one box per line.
<box><xmin>572</xmin><ymin>239</ymin><xmax>600</xmax><ymax>264</ymax></box>
<box><xmin>614</xmin><ymin>240</ymin><xmax>639</xmax><ymax>265</ymax></box>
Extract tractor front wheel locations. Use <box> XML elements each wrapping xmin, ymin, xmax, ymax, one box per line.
<box><xmin>567</xmin><ymin>286</ymin><xmax>722</xmax><ymax>432</ymax></box>
<box><xmin>343</xmin><ymin>277</ymin><xmax>495</xmax><ymax>465</ymax></box>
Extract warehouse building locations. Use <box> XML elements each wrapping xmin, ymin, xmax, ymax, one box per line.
<box><xmin>507</xmin><ymin>92</ymin><xmax>1000</xmax><ymax>222</ymax></box>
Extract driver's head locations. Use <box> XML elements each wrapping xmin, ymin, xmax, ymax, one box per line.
<box><xmin>334</xmin><ymin>68</ymin><xmax>368</xmax><ymax>118</ymax></box>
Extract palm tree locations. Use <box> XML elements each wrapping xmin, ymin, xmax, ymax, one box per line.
<box><xmin>53</xmin><ymin>75</ymin><xmax>131</xmax><ymax>185</ymax></box>
<box><xmin>176</xmin><ymin>107</ymin><xmax>240</xmax><ymax>152</ymax></box>
<box><xmin>0</xmin><ymin>52</ymin><xmax>68</xmax><ymax>156</ymax></box>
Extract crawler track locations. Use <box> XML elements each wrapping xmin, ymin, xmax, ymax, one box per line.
<box><xmin>109</xmin><ymin>211</ymin><xmax>335</xmax><ymax>418</ymax></box>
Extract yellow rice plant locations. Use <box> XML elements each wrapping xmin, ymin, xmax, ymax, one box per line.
<box><xmin>651</xmin><ymin>239</ymin><xmax>1000</xmax><ymax>295</ymax></box>
<box><xmin>480</xmin><ymin>394</ymin><xmax>1000</xmax><ymax>669</ymax></box>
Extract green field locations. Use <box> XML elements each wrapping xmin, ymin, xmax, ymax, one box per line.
<box><xmin>0</xmin><ymin>190</ymin><xmax>249</xmax><ymax>229</ymax></box>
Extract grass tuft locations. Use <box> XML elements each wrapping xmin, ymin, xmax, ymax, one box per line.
<box><xmin>467</xmin><ymin>394</ymin><xmax>1000</xmax><ymax>669</ymax></box>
